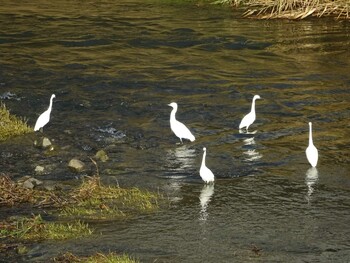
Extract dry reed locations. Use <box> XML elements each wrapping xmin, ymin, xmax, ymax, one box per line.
<box><xmin>216</xmin><ymin>0</ymin><xmax>350</xmax><ymax>19</ymax></box>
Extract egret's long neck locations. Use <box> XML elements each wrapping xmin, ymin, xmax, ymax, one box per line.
<box><xmin>309</xmin><ymin>124</ymin><xmax>313</xmax><ymax>145</ymax></box>
<box><xmin>170</xmin><ymin>107</ymin><xmax>177</xmax><ymax>121</ymax></box>
<box><xmin>201</xmin><ymin>151</ymin><xmax>206</xmax><ymax>168</ymax></box>
<box><xmin>251</xmin><ymin>98</ymin><xmax>256</xmax><ymax>113</ymax></box>
<box><xmin>48</xmin><ymin>97</ymin><xmax>54</xmax><ymax>112</ymax></box>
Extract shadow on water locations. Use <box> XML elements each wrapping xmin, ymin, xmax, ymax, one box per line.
<box><xmin>0</xmin><ymin>0</ymin><xmax>350</xmax><ymax>262</ymax></box>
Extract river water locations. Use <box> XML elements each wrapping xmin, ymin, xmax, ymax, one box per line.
<box><xmin>1</xmin><ymin>0</ymin><xmax>350</xmax><ymax>262</ymax></box>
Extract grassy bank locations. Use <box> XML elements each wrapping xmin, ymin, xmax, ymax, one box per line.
<box><xmin>0</xmin><ymin>215</ymin><xmax>92</xmax><ymax>240</ymax></box>
<box><xmin>0</xmin><ymin>175</ymin><xmax>161</xmax><ymax>219</ymax></box>
<box><xmin>62</xmin><ymin>175</ymin><xmax>160</xmax><ymax>220</ymax></box>
<box><xmin>0</xmin><ymin>174</ymin><xmax>162</xmax><ymax>261</ymax></box>
<box><xmin>54</xmin><ymin>252</ymin><xmax>139</xmax><ymax>263</ymax></box>
<box><xmin>214</xmin><ymin>0</ymin><xmax>349</xmax><ymax>19</ymax></box>
<box><xmin>0</xmin><ymin>103</ymin><xmax>32</xmax><ymax>141</ymax></box>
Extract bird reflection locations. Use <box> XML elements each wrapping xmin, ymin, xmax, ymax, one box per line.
<box><xmin>243</xmin><ymin>137</ymin><xmax>255</xmax><ymax>145</ymax></box>
<box><xmin>305</xmin><ymin>167</ymin><xmax>319</xmax><ymax>202</ymax></box>
<box><xmin>239</xmin><ymin>129</ymin><xmax>257</xmax><ymax>134</ymax></box>
<box><xmin>199</xmin><ymin>184</ymin><xmax>214</xmax><ymax>221</ymax></box>
<box><xmin>242</xmin><ymin>137</ymin><xmax>262</xmax><ymax>162</ymax></box>
<box><xmin>166</xmin><ymin>145</ymin><xmax>196</xmax><ymax>171</ymax></box>
<box><xmin>163</xmin><ymin>145</ymin><xmax>196</xmax><ymax>202</ymax></box>
<box><xmin>173</xmin><ymin>145</ymin><xmax>196</xmax><ymax>162</ymax></box>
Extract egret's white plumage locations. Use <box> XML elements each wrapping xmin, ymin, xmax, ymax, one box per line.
<box><xmin>34</xmin><ymin>94</ymin><xmax>56</xmax><ymax>132</ymax></box>
<box><xmin>168</xmin><ymin>102</ymin><xmax>195</xmax><ymax>143</ymax></box>
<box><xmin>239</xmin><ymin>95</ymin><xmax>261</xmax><ymax>131</ymax></box>
<box><xmin>306</xmin><ymin>122</ymin><xmax>318</xmax><ymax>167</ymax></box>
<box><xmin>200</xmin><ymin>147</ymin><xmax>215</xmax><ymax>183</ymax></box>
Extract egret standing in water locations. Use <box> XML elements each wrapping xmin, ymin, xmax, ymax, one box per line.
<box><xmin>306</xmin><ymin>122</ymin><xmax>318</xmax><ymax>167</ymax></box>
<box><xmin>239</xmin><ymin>95</ymin><xmax>261</xmax><ymax>132</ymax></box>
<box><xmin>34</xmin><ymin>94</ymin><xmax>56</xmax><ymax>132</ymax></box>
<box><xmin>200</xmin><ymin>147</ymin><xmax>215</xmax><ymax>183</ymax></box>
<box><xmin>168</xmin><ymin>102</ymin><xmax>195</xmax><ymax>143</ymax></box>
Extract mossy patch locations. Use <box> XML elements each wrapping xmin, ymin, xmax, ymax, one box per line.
<box><xmin>0</xmin><ymin>215</ymin><xmax>92</xmax><ymax>241</ymax></box>
<box><xmin>54</xmin><ymin>252</ymin><xmax>139</xmax><ymax>263</ymax></box>
<box><xmin>0</xmin><ymin>174</ymin><xmax>162</xmax><ymax>220</ymax></box>
<box><xmin>62</xmin><ymin>176</ymin><xmax>161</xmax><ymax>220</ymax></box>
<box><xmin>0</xmin><ymin>103</ymin><xmax>32</xmax><ymax>141</ymax></box>
<box><xmin>0</xmin><ymin>173</ymin><xmax>162</xmax><ymax>261</ymax></box>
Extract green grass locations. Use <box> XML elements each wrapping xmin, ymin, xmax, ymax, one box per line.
<box><xmin>61</xmin><ymin>176</ymin><xmax>161</xmax><ymax>220</ymax></box>
<box><xmin>54</xmin><ymin>252</ymin><xmax>139</xmax><ymax>263</ymax></box>
<box><xmin>0</xmin><ymin>103</ymin><xmax>32</xmax><ymax>141</ymax></box>
<box><xmin>1</xmin><ymin>175</ymin><xmax>162</xmax><ymax>220</ymax></box>
<box><xmin>0</xmin><ymin>215</ymin><xmax>92</xmax><ymax>241</ymax></box>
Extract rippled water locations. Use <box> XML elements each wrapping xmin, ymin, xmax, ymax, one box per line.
<box><xmin>1</xmin><ymin>0</ymin><xmax>350</xmax><ymax>262</ymax></box>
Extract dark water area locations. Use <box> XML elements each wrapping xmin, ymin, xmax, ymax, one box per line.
<box><xmin>1</xmin><ymin>0</ymin><xmax>350</xmax><ymax>262</ymax></box>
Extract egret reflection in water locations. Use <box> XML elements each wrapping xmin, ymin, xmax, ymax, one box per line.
<box><xmin>242</xmin><ymin>136</ymin><xmax>262</xmax><ymax>162</ymax></box>
<box><xmin>305</xmin><ymin>167</ymin><xmax>319</xmax><ymax>202</ymax></box>
<box><xmin>163</xmin><ymin>145</ymin><xmax>196</xmax><ymax>201</ymax></box>
<box><xmin>199</xmin><ymin>184</ymin><xmax>214</xmax><ymax>221</ymax></box>
<box><xmin>239</xmin><ymin>129</ymin><xmax>257</xmax><ymax>135</ymax></box>
<box><xmin>166</xmin><ymin>145</ymin><xmax>196</xmax><ymax>172</ymax></box>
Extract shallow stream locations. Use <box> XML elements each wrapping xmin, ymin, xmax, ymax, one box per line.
<box><xmin>1</xmin><ymin>1</ymin><xmax>350</xmax><ymax>262</ymax></box>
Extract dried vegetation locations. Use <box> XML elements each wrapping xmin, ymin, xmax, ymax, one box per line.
<box><xmin>0</xmin><ymin>174</ymin><xmax>65</xmax><ymax>207</ymax></box>
<box><xmin>0</xmin><ymin>173</ymin><xmax>160</xmax><ymax>260</ymax></box>
<box><xmin>0</xmin><ymin>174</ymin><xmax>161</xmax><ymax>220</ymax></box>
<box><xmin>214</xmin><ymin>0</ymin><xmax>350</xmax><ymax>19</ymax></box>
<box><xmin>0</xmin><ymin>158</ymin><xmax>161</xmax><ymax>241</ymax></box>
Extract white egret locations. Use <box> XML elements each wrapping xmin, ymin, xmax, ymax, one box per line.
<box><xmin>199</xmin><ymin>147</ymin><xmax>215</xmax><ymax>183</ymax></box>
<box><xmin>239</xmin><ymin>95</ymin><xmax>261</xmax><ymax>132</ymax></box>
<box><xmin>34</xmin><ymin>94</ymin><xmax>56</xmax><ymax>132</ymax></box>
<box><xmin>305</xmin><ymin>122</ymin><xmax>318</xmax><ymax>167</ymax></box>
<box><xmin>168</xmin><ymin>102</ymin><xmax>195</xmax><ymax>143</ymax></box>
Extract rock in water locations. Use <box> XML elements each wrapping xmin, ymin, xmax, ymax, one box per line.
<box><xmin>35</xmin><ymin>165</ymin><xmax>45</xmax><ymax>174</ymax></box>
<box><xmin>22</xmin><ymin>177</ymin><xmax>43</xmax><ymax>189</ymax></box>
<box><xmin>68</xmin><ymin>158</ymin><xmax>85</xmax><ymax>172</ymax></box>
<box><xmin>95</xmin><ymin>150</ymin><xmax>109</xmax><ymax>162</ymax></box>
<box><xmin>42</xmin><ymin>137</ymin><xmax>52</xmax><ymax>148</ymax></box>
<box><xmin>34</xmin><ymin>137</ymin><xmax>53</xmax><ymax>149</ymax></box>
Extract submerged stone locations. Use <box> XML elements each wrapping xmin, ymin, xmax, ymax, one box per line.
<box><xmin>16</xmin><ymin>245</ymin><xmax>28</xmax><ymax>255</ymax></box>
<box><xmin>68</xmin><ymin>158</ymin><xmax>85</xmax><ymax>172</ymax></box>
<box><xmin>41</xmin><ymin>182</ymin><xmax>58</xmax><ymax>191</ymax></box>
<box><xmin>95</xmin><ymin>150</ymin><xmax>109</xmax><ymax>162</ymax></box>
<box><xmin>21</xmin><ymin>177</ymin><xmax>43</xmax><ymax>189</ymax></box>
<box><xmin>35</xmin><ymin>165</ymin><xmax>45</xmax><ymax>174</ymax></box>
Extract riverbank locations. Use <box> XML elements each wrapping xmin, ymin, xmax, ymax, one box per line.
<box><xmin>0</xmin><ymin>174</ymin><xmax>162</xmax><ymax>261</ymax></box>
<box><xmin>0</xmin><ymin>103</ymin><xmax>32</xmax><ymax>141</ymax></box>
<box><xmin>0</xmin><ymin>108</ymin><xmax>162</xmax><ymax>261</ymax></box>
<box><xmin>212</xmin><ymin>0</ymin><xmax>349</xmax><ymax>20</ymax></box>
